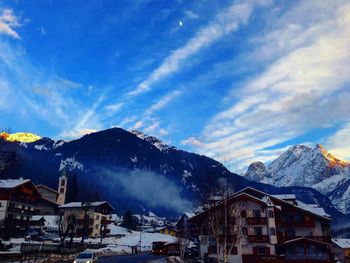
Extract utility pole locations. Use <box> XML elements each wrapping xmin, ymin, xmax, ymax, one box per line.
<box><xmin>139</xmin><ymin>207</ymin><xmax>145</xmax><ymax>253</ymax></box>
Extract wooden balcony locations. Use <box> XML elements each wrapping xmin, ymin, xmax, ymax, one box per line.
<box><xmin>248</xmin><ymin>235</ymin><xmax>269</xmax><ymax>243</ymax></box>
<box><xmin>247</xmin><ymin>217</ymin><xmax>267</xmax><ymax>225</ymax></box>
<box><xmin>101</xmin><ymin>218</ymin><xmax>112</xmax><ymax>225</ymax></box>
<box><xmin>77</xmin><ymin>218</ymin><xmax>94</xmax><ymax>225</ymax></box>
<box><xmin>242</xmin><ymin>255</ymin><xmax>284</xmax><ymax>263</ymax></box>
<box><xmin>277</xmin><ymin>235</ymin><xmax>331</xmax><ymax>244</ymax></box>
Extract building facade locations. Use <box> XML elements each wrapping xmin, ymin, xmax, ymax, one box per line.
<box><xmin>189</xmin><ymin>187</ymin><xmax>333</xmax><ymax>263</ymax></box>
<box><xmin>59</xmin><ymin>201</ymin><xmax>114</xmax><ymax>238</ymax></box>
<box><xmin>0</xmin><ymin>179</ymin><xmax>58</xmax><ymax>236</ymax></box>
<box><xmin>332</xmin><ymin>239</ymin><xmax>350</xmax><ymax>263</ymax></box>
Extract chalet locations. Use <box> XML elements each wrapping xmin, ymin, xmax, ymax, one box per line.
<box><xmin>0</xmin><ymin>179</ymin><xmax>58</xmax><ymax>236</ymax></box>
<box><xmin>332</xmin><ymin>239</ymin><xmax>350</xmax><ymax>263</ymax></box>
<box><xmin>189</xmin><ymin>187</ymin><xmax>333</xmax><ymax>263</ymax></box>
<box><xmin>59</xmin><ymin>201</ymin><xmax>114</xmax><ymax>238</ymax></box>
<box><xmin>176</xmin><ymin>212</ymin><xmax>198</xmax><ymax>239</ymax></box>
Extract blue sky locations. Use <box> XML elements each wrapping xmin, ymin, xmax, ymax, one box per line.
<box><xmin>0</xmin><ymin>0</ymin><xmax>350</xmax><ymax>168</ymax></box>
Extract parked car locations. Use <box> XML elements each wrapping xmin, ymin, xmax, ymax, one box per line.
<box><xmin>73</xmin><ymin>251</ymin><xmax>98</xmax><ymax>263</ymax></box>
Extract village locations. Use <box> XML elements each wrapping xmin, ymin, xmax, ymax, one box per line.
<box><xmin>1</xmin><ymin>174</ymin><xmax>349</xmax><ymax>263</ymax></box>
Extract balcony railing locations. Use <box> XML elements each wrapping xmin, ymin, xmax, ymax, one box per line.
<box><xmin>247</xmin><ymin>217</ymin><xmax>267</xmax><ymax>225</ymax></box>
<box><xmin>277</xmin><ymin>235</ymin><xmax>331</xmax><ymax>244</ymax></box>
<box><xmin>77</xmin><ymin>219</ymin><xmax>94</xmax><ymax>225</ymax></box>
<box><xmin>101</xmin><ymin>218</ymin><xmax>112</xmax><ymax>225</ymax></box>
<box><xmin>248</xmin><ymin>235</ymin><xmax>269</xmax><ymax>243</ymax></box>
<box><xmin>7</xmin><ymin>207</ymin><xmax>36</xmax><ymax>215</ymax></box>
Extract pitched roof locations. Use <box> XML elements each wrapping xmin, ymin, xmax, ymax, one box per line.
<box><xmin>36</xmin><ymin>184</ymin><xmax>59</xmax><ymax>194</ymax></box>
<box><xmin>239</xmin><ymin>187</ymin><xmax>330</xmax><ymax>220</ymax></box>
<box><xmin>59</xmin><ymin>201</ymin><xmax>115</xmax><ymax>211</ymax></box>
<box><xmin>332</xmin><ymin>239</ymin><xmax>350</xmax><ymax>249</ymax></box>
<box><xmin>0</xmin><ymin>179</ymin><xmax>31</xmax><ymax>189</ymax></box>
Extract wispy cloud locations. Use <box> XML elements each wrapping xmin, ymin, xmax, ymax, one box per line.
<box><xmin>146</xmin><ymin>89</ymin><xmax>182</xmax><ymax>116</ymax></box>
<box><xmin>126</xmin><ymin>1</ymin><xmax>263</xmax><ymax>97</ymax></box>
<box><xmin>0</xmin><ymin>9</ymin><xmax>22</xmax><ymax>39</ymax></box>
<box><xmin>326</xmin><ymin>122</ymin><xmax>350</xmax><ymax>161</ymax></box>
<box><xmin>184</xmin><ymin>1</ymin><xmax>350</xmax><ymax>168</ymax></box>
<box><xmin>104</xmin><ymin>102</ymin><xmax>124</xmax><ymax>115</ymax></box>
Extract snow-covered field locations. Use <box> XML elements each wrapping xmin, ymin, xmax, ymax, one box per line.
<box><xmin>3</xmin><ymin>225</ymin><xmax>177</xmax><ymax>257</ymax></box>
<box><xmin>87</xmin><ymin>225</ymin><xmax>177</xmax><ymax>254</ymax></box>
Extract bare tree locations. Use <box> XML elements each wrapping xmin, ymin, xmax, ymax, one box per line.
<box><xmin>81</xmin><ymin>202</ymin><xmax>92</xmax><ymax>244</ymax></box>
<box><xmin>57</xmin><ymin>213</ymin><xmax>77</xmax><ymax>248</ymax></box>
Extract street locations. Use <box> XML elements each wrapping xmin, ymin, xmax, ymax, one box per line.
<box><xmin>98</xmin><ymin>253</ymin><xmax>164</xmax><ymax>263</ymax></box>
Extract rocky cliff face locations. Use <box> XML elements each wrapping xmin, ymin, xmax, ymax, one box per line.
<box><xmin>245</xmin><ymin>144</ymin><xmax>350</xmax><ymax>213</ymax></box>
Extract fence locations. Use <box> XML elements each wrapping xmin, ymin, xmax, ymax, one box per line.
<box><xmin>20</xmin><ymin>242</ymin><xmax>84</xmax><ymax>255</ymax></box>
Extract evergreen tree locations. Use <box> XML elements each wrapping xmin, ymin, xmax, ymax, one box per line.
<box><xmin>121</xmin><ymin>210</ymin><xmax>135</xmax><ymax>230</ymax></box>
<box><xmin>67</xmin><ymin>173</ymin><xmax>79</xmax><ymax>202</ymax></box>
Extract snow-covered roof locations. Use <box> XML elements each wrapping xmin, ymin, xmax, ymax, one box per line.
<box><xmin>184</xmin><ymin>212</ymin><xmax>195</xmax><ymax>219</ymax></box>
<box><xmin>59</xmin><ymin>201</ymin><xmax>114</xmax><ymax>210</ymax></box>
<box><xmin>271</xmin><ymin>194</ymin><xmax>296</xmax><ymax>200</ymax></box>
<box><xmin>0</xmin><ymin>179</ymin><xmax>30</xmax><ymax>189</ymax></box>
<box><xmin>332</xmin><ymin>238</ymin><xmax>350</xmax><ymax>249</ymax></box>
<box><xmin>295</xmin><ymin>200</ymin><xmax>330</xmax><ymax>218</ymax></box>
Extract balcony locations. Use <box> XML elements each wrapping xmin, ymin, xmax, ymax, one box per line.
<box><xmin>77</xmin><ymin>219</ymin><xmax>94</xmax><ymax>225</ymax></box>
<box><xmin>248</xmin><ymin>235</ymin><xmax>269</xmax><ymax>243</ymax></box>
<box><xmin>7</xmin><ymin>206</ymin><xmax>35</xmax><ymax>215</ymax></box>
<box><xmin>101</xmin><ymin>218</ymin><xmax>112</xmax><ymax>225</ymax></box>
<box><xmin>277</xmin><ymin>235</ymin><xmax>331</xmax><ymax>244</ymax></box>
<box><xmin>247</xmin><ymin>217</ymin><xmax>267</xmax><ymax>225</ymax></box>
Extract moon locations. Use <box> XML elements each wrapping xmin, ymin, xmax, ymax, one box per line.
<box><xmin>179</xmin><ymin>21</ymin><xmax>183</xmax><ymax>27</ymax></box>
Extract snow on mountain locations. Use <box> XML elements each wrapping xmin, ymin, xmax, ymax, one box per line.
<box><xmin>245</xmin><ymin>144</ymin><xmax>350</xmax><ymax>214</ymax></box>
<box><xmin>131</xmin><ymin>130</ymin><xmax>176</xmax><ymax>152</ymax></box>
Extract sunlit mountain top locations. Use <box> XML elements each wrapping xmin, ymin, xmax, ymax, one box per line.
<box><xmin>0</xmin><ymin>132</ymin><xmax>41</xmax><ymax>143</ymax></box>
<box><xmin>316</xmin><ymin>144</ymin><xmax>349</xmax><ymax>168</ymax></box>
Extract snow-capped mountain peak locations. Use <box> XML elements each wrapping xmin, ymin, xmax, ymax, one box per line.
<box><xmin>131</xmin><ymin>130</ymin><xmax>176</xmax><ymax>152</ymax></box>
<box><xmin>244</xmin><ymin>144</ymin><xmax>350</xmax><ymax>214</ymax></box>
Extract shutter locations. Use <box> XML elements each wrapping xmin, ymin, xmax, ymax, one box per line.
<box><xmin>266</xmin><ymin>247</ymin><xmax>270</xmax><ymax>255</ymax></box>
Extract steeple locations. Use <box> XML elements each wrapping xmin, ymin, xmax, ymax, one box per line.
<box><xmin>57</xmin><ymin>168</ymin><xmax>68</xmax><ymax>205</ymax></box>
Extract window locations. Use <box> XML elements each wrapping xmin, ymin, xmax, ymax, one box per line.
<box><xmin>0</xmin><ymin>202</ymin><xmax>2</xmax><ymax>207</ymax></box>
<box><xmin>254</xmin><ymin>227</ymin><xmax>262</xmax><ymax>236</ymax></box>
<box><xmin>270</xmin><ymin>227</ymin><xmax>276</xmax><ymax>236</ymax></box>
<box><xmin>241</xmin><ymin>210</ymin><xmax>247</xmax><ymax>218</ymax></box>
<box><xmin>61</xmin><ymin>179</ymin><xmax>65</xmax><ymax>186</ymax></box>
<box><xmin>242</xmin><ymin>227</ymin><xmax>248</xmax><ymax>235</ymax></box>
<box><xmin>253</xmin><ymin>210</ymin><xmax>261</xmax><ymax>218</ymax></box>
<box><xmin>294</xmin><ymin>214</ymin><xmax>303</xmax><ymax>221</ymax></box>
<box><xmin>95</xmin><ymin>225</ymin><xmax>99</xmax><ymax>230</ymax></box>
<box><xmin>60</xmin><ymin>187</ymin><xmax>65</xmax><ymax>193</ymax></box>
<box><xmin>268</xmin><ymin>210</ymin><xmax>274</xmax><ymax>218</ymax></box>
<box><xmin>96</xmin><ymin>215</ymin><xmax>100</xmax><ymax>220</ymax></box>
<box><xmin>286</xmin><ymin>228</ymin><xmax>295</xmax><ymax>238</ymax></box>
<box><xmin>257</xmin><ymin>246</ymin><xmax>266</xmax><ymax>255</ymax></box>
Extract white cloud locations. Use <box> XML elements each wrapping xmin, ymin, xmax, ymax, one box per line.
<box><xmin>326</xmin><ymin>123</ymin><xmax>350</xmax><ymax>161</ymax></box>
<box><xmin>104</xmin><ymin>102</ymin><xmax>124</xmax><ymax>115</ymax></box>
<box><xmin>0</xmin><ymin>9</ymin><xmax>22</xmax><ymax>39</ymax></box>
<box><xmin>126</xmin><ymin>1</ymin><xmax>262</xmax><ymax>97</ymax></box>
<box><xmin>184</xmin><ymin>10</ymin><xmax>199</xmax><ymax>20</ymax></box>
<box><xmin>132</xmin><ymin>120</ymin><xmax>143</xmax><ymax>130</ymax></box>
<box><xmin>146</xmin><ymin>89</ymin><xmax>182</xmax><ymax>115</ymax></box>
<box><xmin>187</xmin><ymin>1</ymin><xmax>350</xmax><ymax>169</ymax></box>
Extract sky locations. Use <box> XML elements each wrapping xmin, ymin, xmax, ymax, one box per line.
<box><xmin>0</xmin><ymin>0</ymin><xmax>349</xmax><ymax>169</ymax></box>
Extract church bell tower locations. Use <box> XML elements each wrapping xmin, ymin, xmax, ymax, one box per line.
<box><xmin>57</xmin><ymin>169</ymin><xmax>68</xmax><ymax>205</ymax></box>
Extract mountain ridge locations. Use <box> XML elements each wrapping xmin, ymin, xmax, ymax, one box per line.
<box><xmin>0</xmin><ymin>128</ymin><xmax>348</xmax><ymax>226</ymax></box>
<box><xmin>245</xmin><ymin>144</ymin><xmax>350</xmax><ymax>214</ymax></box>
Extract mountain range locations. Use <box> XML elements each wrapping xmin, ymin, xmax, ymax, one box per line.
<box><xmin>0</xmin><ymin>128</ymin><xmax>349</xmax><ymax>227</ymax></box>
<box><xmin>245</xmin><ymin>144</ymin><xmax>350</xmax><ymax>214</ymax></box>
